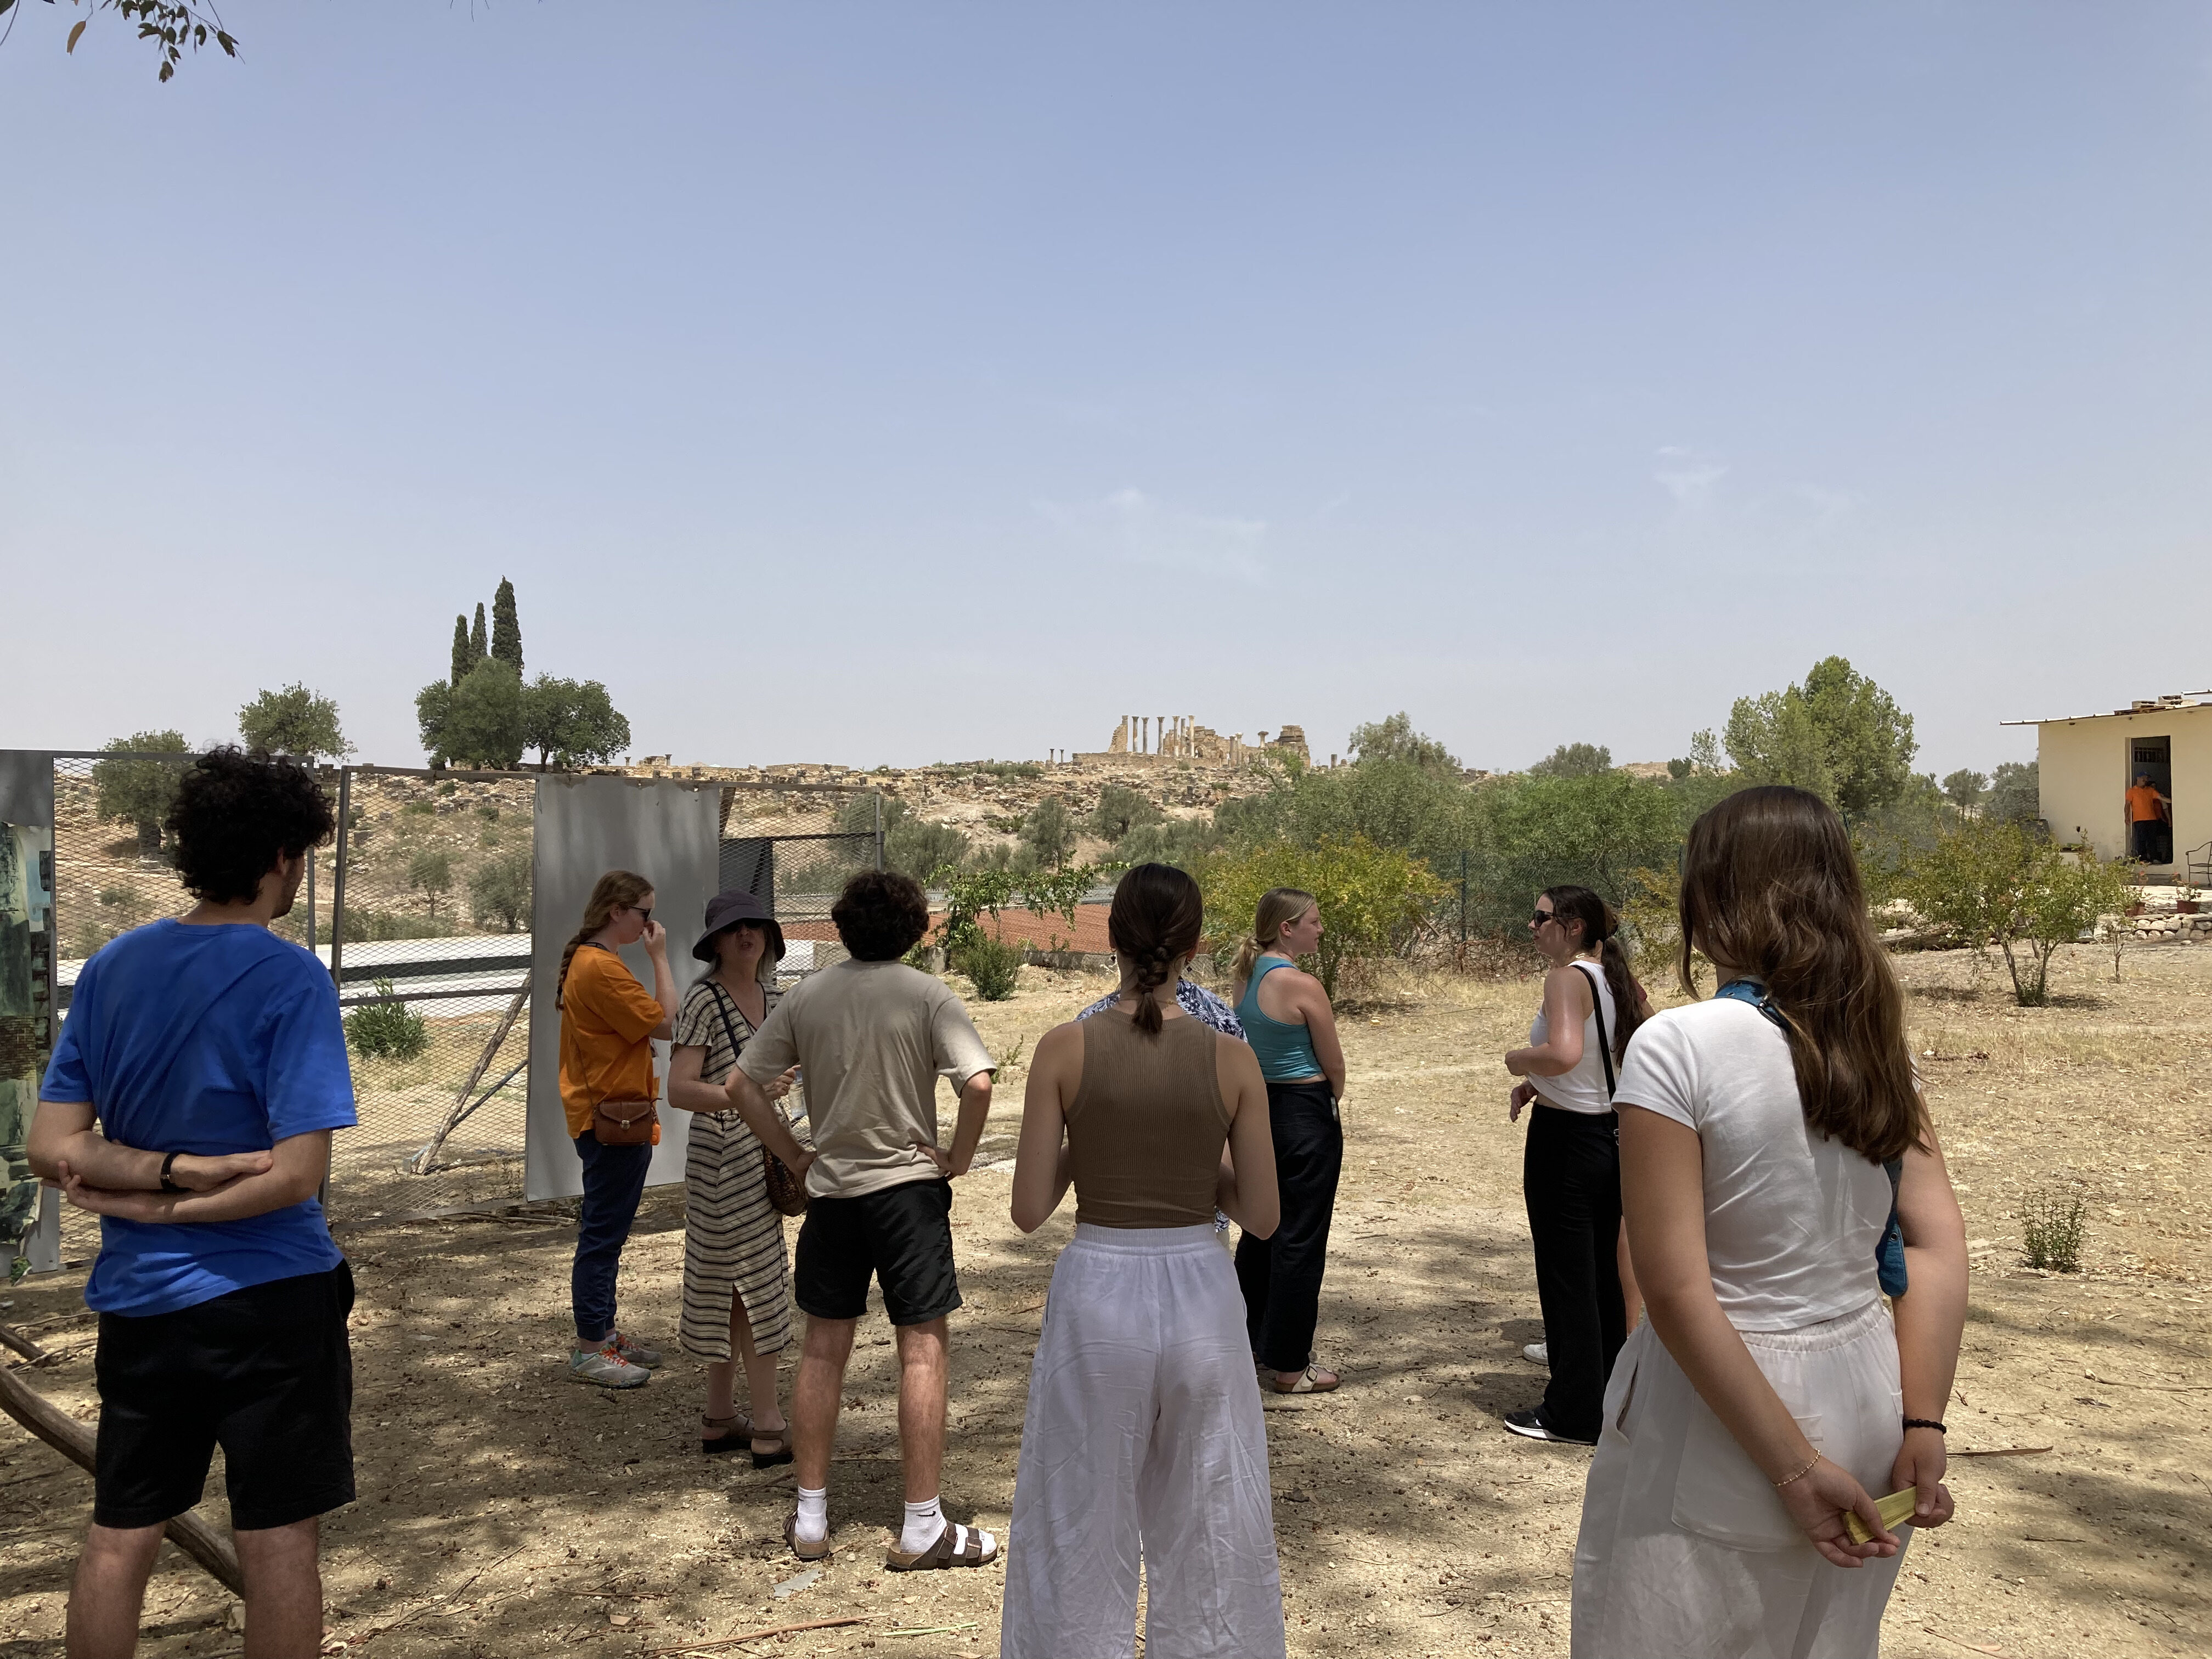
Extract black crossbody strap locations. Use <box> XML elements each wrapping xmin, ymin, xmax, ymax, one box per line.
<box><xmin>1574</xmin><ymin>961</ymin><xmax>1616</xmax><ymax>1099</ymax></box>
<box><xmin>703</xmin><ymin>980</ymin><xmax>751</xmax><ymax>1076</ymax></box>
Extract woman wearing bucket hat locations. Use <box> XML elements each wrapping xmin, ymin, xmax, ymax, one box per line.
<box><xmin>668</xmin><ymin>890</ymin><xmax>807</xmax><ymax>1465</ymax></box>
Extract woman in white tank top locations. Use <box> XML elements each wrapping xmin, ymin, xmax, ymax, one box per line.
<box><xmin>1502</xmin><ymin>887</ymin><xmax>1653</xmax><ymax>1444</ymax></box>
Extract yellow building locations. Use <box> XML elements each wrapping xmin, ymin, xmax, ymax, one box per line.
<box><xmin>2006</xmin><ymin>692</ymin><xmax>2212</xmax><ymax>871</ymax></box>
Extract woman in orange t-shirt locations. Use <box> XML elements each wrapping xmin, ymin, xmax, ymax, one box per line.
<box><xmin>558</xmin><ymin>870</ymin><xmax>678</xmax><ymax>1389</ymax></box>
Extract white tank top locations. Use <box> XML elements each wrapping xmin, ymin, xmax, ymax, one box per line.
<box><xmin>1528</xmin><ymin>961</ymin><xmax>1618</xmax><ymax>1115</ymax></box>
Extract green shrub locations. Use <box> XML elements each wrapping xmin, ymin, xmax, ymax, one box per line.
<box><xmin>345</xmin><ymin>980</ymin><xmax>430</xmax><ymax>1062</ymax></box>
<box><xmin>1901</xmin><ymin>822</ymin><xmax>2132</xmax><ymax>1006</ymax></box>
<box><xmin>1197</xmin><ymin>834</ymin><xmax>1447</xmax><ymax>999</ymax></box>
<box><xmin>956</xmin><ymin>935</ymin><xmax>1024</xmax><ymax>1001</ymax></box>
<box><xmin>2021</xmin><ymin>1186</ymin><xmax>2086</xmax><ymax>1272</ymax></box>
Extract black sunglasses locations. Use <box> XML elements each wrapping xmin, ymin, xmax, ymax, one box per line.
<box><xmin>626</xmin><ymin>905</ymin><xmax>653</xmax><ymax>923</ymax></box>
<box><xmin>1531</xmin><ymin>909</ymin><xmax>1557</xmax><ymax>927</ymax></box>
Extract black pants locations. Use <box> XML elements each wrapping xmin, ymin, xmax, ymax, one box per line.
<box><xmin>1523</xmin><ymin>1103</ymin><xmax>1626</xmax><ymax>1440</ymax></box>
<box><xmin>1235</xmin><ymin>1080</ymin><xmax>1342</xmax><ymax>1373</ymax></box>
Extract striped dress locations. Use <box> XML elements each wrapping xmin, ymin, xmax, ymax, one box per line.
<box><xmin>672</xmin><ymin>979</ymin><xmax>798</xmax><ymax>1361</ymax></box>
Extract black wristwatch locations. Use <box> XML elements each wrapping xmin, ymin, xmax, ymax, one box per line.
<box><xmin>159</xmin><ymin>1152</ymin><xmax>184</xmax><ymax>1194</ymax></box>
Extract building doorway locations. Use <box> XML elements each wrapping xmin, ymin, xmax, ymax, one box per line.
<box><xmin>2128</xmin><ymin>736</ymin><xmax>2172</xmax><ymax>866</ymax></box>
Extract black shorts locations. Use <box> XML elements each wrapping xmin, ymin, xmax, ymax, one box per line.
<box><xmin>793</xmin><ymin>1178</ymin><xmax>962</xmax><ymax>1327</ymax></box>
<box><xmin>94</xmin><ymin>1263</ymin><xmax>356</xmax><ymax>1532</ymax></box>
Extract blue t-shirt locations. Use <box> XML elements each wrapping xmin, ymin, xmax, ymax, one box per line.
<box><xmin>41</xmin><ymin>919</ymin><xmax>357</xmax><ymax>1317</ymax></box>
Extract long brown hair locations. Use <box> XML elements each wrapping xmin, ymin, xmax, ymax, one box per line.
<box><xmin>1678</xmin><ymin>786</ymin><xmax>1926</xmax><ymax>1163</ymax></box>
<box><xmin>1229</xmin><ymin>886</ymin><xmax>1317</xmax><ymax>996</ymax></box>
<box><xmin>1541</xmin><ymin>884</ymin><xmax>1644</xmax><ymax>1062</ymax></box>
<box><xmin>557</xmin><ymin>870</ymin><xmax>654</xmax><ymax>1007</ymax></box>
<box><xmin>1108</xmin><ymin>863</ymin><xmax>1205</xmax><ymax>1035</ymax></box>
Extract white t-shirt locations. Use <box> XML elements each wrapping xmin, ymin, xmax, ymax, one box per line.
<box><xmin>1527</xmin><ymin>960</ymin><xmax>1619</xmax><ymax>1115</ymax></box>
<box><xmin>1615</xmin><ymin>999</ymin><xmax>1891</xmax><ymax>1331</ymax></box>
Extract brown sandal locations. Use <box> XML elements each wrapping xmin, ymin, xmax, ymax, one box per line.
<box><xmin>884</xmin><ymin>1522</ymin><xmax>998</xmax><ymax>1572</ymax></box>
<box><xmin>785</xmin><ymin>1510</ymin><xmax>833</xmax><ymax>1561</ymax></box>
<box><xmin>1271</xmin><ymin>1364</ymin><xmax>1340</xmax><ymax>1395</ymax></box>
<box><xmin>704</xmin><ymin>1413</ymin><xmax>794</xmax><ymax>1468</ymax></box>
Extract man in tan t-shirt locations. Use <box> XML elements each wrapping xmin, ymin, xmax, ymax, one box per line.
<box><xmin>724</xmin><ymin>872</ymin><xmax>998</xmax><ymax>1572</ymax></box>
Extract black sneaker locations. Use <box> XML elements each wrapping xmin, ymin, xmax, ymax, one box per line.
<box><xmin>1504</xmin><ymin>1407</ymin><xmax>1596</xmax><ymax>1446</ymax></box>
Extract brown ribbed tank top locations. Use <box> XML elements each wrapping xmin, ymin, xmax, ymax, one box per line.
<box><xmin>1065</xmin><ymin>1009</ymin><xmax>1232</xmax><ymax>1229</ymax></box>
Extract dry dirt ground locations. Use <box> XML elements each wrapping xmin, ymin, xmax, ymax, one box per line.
<box><xmin>3</xmin><ymin>944</ymin><xmax>2207</xmax><ymax>1657</ymax></box>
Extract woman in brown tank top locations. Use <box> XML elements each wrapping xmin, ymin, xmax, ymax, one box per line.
<box><xmin>1000</xmin><ymin>865</ymin><xmax>1285</xmax><ymax>1659</ymax></box>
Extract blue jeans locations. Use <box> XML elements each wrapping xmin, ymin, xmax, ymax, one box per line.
<box><xmin>572</xmin><ymin>1132</ymin><xmax>652</xmax><ymax>1345</ymax></box>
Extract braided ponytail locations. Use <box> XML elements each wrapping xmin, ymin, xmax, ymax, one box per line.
<box><xmin>1108</xmin><ymin>864</ymin><xmax>1206</xmax><ymax>1037</ymax></box>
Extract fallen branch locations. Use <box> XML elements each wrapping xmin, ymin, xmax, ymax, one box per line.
<box><xmin>0</xmin><ymin>1321</ymin><xmax>48</xmax><ymax>1363</ymax></box>
<box><xmin>1951</xmin><ymin>1446</ymin><xmax>2052</xmax><ymax>1458</ymax></box>
<box><xmin>1919</xmin><ymin>1627</ymin><xmax>2013</xmax><ymax>1658</ymax></box>
<box><xmin>0</xmin><ymin>1362</ymin><xmax>244</xmax><ymax>1596</ymax></box>
<box><xmin>645</xmin><ymin>1617</ymin><xmax>868</xmax><ymax>1655</ymax></box>
<box><xmin>2084</xmin><ymin>1373</ymin><xmax>2212</xmax><ymax>1392</ymax></box>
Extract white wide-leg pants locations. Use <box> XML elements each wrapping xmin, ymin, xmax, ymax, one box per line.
<box><xmin>1572</xmin><ymin>1298</ymin><xmax>1910</xmax><ymax>1658</ymax></box>
<box><xmin>1001</xmin><ymin>1224</ymin><xmax>1286</xmax><ymax>1659</ymax></box>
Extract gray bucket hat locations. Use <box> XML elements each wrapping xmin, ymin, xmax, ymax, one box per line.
<box><xmin>693</xmin><ymin>889</ymin><xmax>787</xmax><ymax>965</ymax></box>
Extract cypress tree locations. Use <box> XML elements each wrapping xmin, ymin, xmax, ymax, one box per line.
<box><xmin>450</xmin><ymin>614</ymin><xmax>472</xmax><ymax>686</ymax></box>
<box><xmin>469</xmin><ymin>602</ymin><xmax>488</xmax><ymax>664</ymax></box>
<box><xmin>491</xmin><ymin>577</ymin><xmax>523</xmax><ymax>675</ymax></box>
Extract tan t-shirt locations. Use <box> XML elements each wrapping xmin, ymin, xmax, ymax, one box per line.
<box><xmin>737</xmin><ymin>960</ymin><xmax>994</xmax><ymax>1199</ymax></box>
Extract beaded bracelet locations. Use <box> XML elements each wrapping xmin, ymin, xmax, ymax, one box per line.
<box><xmin>1773</xmin><ymin>1452</ymin><xmax>1820</xmax><ymax>1489</ymax></box>
<box><xmin>1903</xmin><ymin>1417</ymin><xmax>1946</xmax><ymax>1434</ymax></box>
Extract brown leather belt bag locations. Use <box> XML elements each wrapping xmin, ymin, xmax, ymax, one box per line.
<box><xmin>592</xmin><ymin>1097</ymin><xmax>659</xmax><ymax>1147</ymax></box>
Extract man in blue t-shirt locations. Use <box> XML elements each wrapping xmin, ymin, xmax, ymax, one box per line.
<box><xmin>31</xmin><ymin>748</ymin><xmax>358</xmax><ymax>1658</ymax></box>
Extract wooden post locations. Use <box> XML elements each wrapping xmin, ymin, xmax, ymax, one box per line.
<box><xmin>0</xmin><ymin>1363</ymin><xmax>246</xmax><ymax>1597</ymax></box>
<box><xmin>405</xmin><ymin>984</ymin><xmax>529</xmax><ymax>1176</ymax></box>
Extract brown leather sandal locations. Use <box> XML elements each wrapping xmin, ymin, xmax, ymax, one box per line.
<box><xmin>884</xmin><ymin>1522</ymin><xmax>999</xmax><ymax>1572</ymax></box>
<box><xmin>785</xmin><ymin>1510</ymin><xmax>833</xmax><ymax>1561</ymax></box>
<box><xmin>703</xmin><ymin>1412</ymin><xmax>794</xmax><ymax>1468</ymax></box>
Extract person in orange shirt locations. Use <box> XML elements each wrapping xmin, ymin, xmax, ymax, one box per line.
<box><xmin>2128</xmin><ymin>774</ymin><xmax>2172</xmax><ymax>864</ymax></box>
<box><xmin>558</xmin><ymin>870</ymin><xmax>680</xmax><ymax>1389</ymax></box>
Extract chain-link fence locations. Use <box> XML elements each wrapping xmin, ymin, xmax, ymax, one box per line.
<box><xmin>324</xmin><ymin>767</ymin><xmax>539</xmax><ymax>1220</ymax></box>
<box><xmin>718</xmin><ymin>782</ymin><xmax>882</xmax><ymax>978</ymax></box>
<box><xmin>32</xmin><ymin>759</ymin><xmax>885</xmax><ymax>1235</ymax></box>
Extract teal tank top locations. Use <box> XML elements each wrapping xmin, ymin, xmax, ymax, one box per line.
<box><xmin>1236</xmin><ymin>956</ymin><xmax>1324</xmax><ymax>1082</ymax></box>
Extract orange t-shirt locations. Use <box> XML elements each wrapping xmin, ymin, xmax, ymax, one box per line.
<box><xmin>558</xmin><ymin>945</ymin><xmax>667</xmax><ymax>1138</ymax></box>
<box><xmin>2127</xmin><ymin>784</ymin><xmax>2166</xmax><ymax>824</ymax></box>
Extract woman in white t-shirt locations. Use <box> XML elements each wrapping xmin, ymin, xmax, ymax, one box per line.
<box><xmin>1572</xmin><ymin>786</ymin><xmax>1969</xmax><ymax>1659</ymax></box>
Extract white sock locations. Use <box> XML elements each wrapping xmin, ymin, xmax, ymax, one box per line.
<box><xmin>900</xmin><ymin>1497</ymin><xmax>944</xmax><ymax>1555</ymax></box>
<box><xmin>796</xmin><ymin>1486</ymin><xmax>828</xmax><ymax>1544</ymax></box>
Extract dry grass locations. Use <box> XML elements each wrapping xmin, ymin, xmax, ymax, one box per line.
<box><xmin>1</xmin><ymin>946</ymin><xmax>2205</xmax><ymax>1657</ymax></box>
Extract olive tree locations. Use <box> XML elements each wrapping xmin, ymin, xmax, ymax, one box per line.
<box><xmin>239</xmin><ymin>683</ymin><xmax>348</xmax><ymax>761</ymax></box>
<box><xmin>1903</xmin><ymin>822</ymin><xmax>2131</xmax><ymax>1006</ymax></box>
<box><xmin>92</xmin><ymin>731</ymin><xmax>190</xmax><ymax>853</ymax></box>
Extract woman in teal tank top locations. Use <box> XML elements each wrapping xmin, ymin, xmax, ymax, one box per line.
<box><xmin>1229</xmin><ymin>887</ymin><xmax>1347</xmax><ymax>1394</ymax></box>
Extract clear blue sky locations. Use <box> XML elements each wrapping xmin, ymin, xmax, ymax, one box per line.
<box><xmin>3</xmin><ymin>3</ymin><xmax>2206</xmax><ymax>776</ymax></box>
